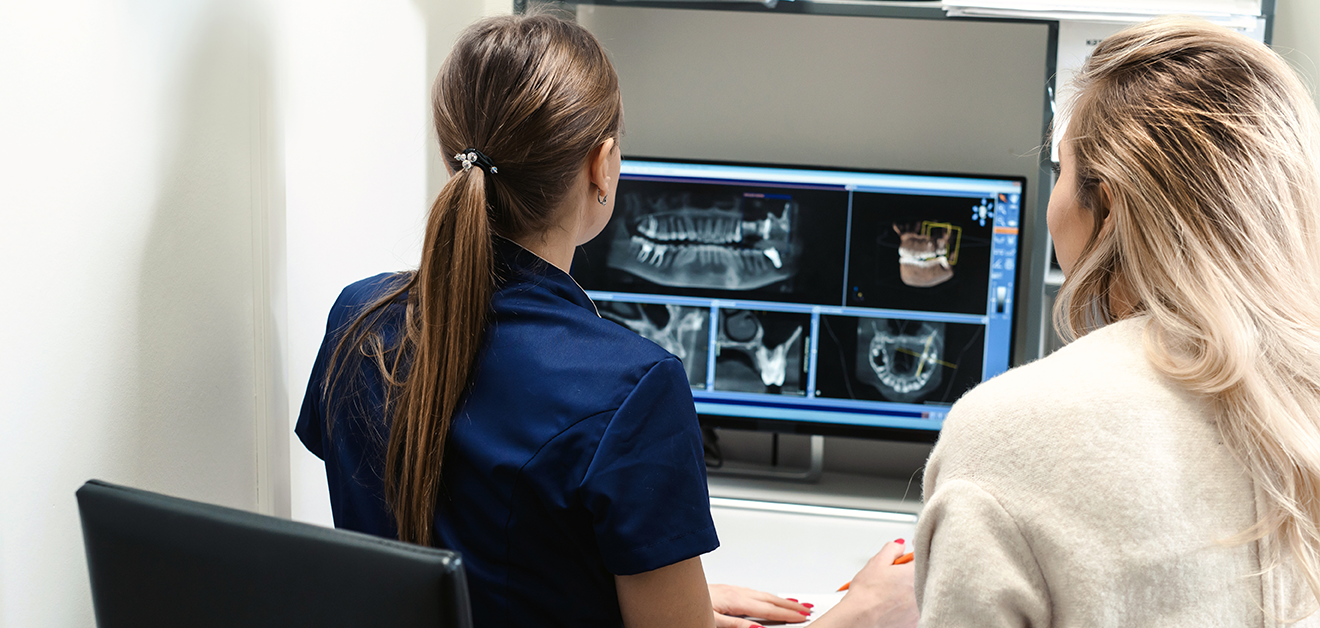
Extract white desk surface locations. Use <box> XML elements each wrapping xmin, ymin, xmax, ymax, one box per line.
<box><xmin>702</xmin><ymin>471</ymin><xmax>921</xmax><ymax>597</ymax></box>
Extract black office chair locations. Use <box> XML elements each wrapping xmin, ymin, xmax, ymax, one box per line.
<box><xmin>76</xmin><ymin>479</ymin><xmax>473</xmax><ymax>628</ymax></box>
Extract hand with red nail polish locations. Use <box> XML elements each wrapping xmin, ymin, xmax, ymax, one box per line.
<box><xmin>810</xmin><ymin>540</ymin><xmax>918</xmax><ymax>628</ymax></box>
<box><xmin>709</xmin><ymin>584</ymin><xmax>813</xmax><ymax>627</ymax></box>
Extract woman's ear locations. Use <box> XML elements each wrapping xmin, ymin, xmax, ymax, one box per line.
<box><xmin>588</xmin><ymin>138</ymin><xmax>616</xmax><ymax>195</ymax></box>
<box><xmin>1098</xmin><ymin>181</ymin><xmax>1117</xmax><ymax>233</ymax></box>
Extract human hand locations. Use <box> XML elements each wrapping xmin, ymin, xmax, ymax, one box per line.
<box><xmin>709</xmin><ymin>584</ymin><xmax>814</xmax><ymax>628</ymax></box>
<box><xmin>830</xmin><ymin>540</ymin><xmax>918</xmax><ymax>628</ymax></box>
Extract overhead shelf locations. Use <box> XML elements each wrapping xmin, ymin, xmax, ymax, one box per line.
<box><xmin>526</xmin><ymin>0</ymin><xmax>958</xmax><ymax>21</ymax></box>
<box><xmin>532</xmin><ymin>0</ymin><xmax>1274</xmax><ymax>34</ymax></box>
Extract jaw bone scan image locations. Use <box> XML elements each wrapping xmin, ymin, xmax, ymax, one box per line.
<box><xmin>894</xmin><ymin>222</ymin><xmax>961</xmax><ymax>288</ymax></box>
<box><xmin>599</xmin><ymin>301</ymin><xmax>710</xmax><ymax>388</ymax></box>
<box><xmin>844</xmin><ymin>191</ymin><xmax>992</xmax><ymax>316</ymax></box>
<box><xmin>606</xmin><ymin>190</ymin><xmax>799</xmax><ymax>291</ymax></box>
<box><xmin>714</xmin><ymin>309</ymin><xmax>808</xmax><ymax>395</ymax></box>
<box><xmin>856</xmin><ymin>317</ymin><xmax>949</xmax><ymax>403</ymax></box>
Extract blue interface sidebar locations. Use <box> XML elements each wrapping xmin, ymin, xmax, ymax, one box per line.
<box><xmin>982</xmin><ymin>191</ymin><xmax>1021</xmax><ymax>381</ymax></box>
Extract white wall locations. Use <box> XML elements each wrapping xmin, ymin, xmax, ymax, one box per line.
<box><xmin>0</xmin><ymin>0</ymin><xmax>505</xmax><ymax>624</ymax></box>
<box><xmin>281</xmin><ymin>0</ymin><xmax>431</xmax><ymax>528</ymax></box>
<box><xmin>0</xmin><ymin>1</ymin><xmax>280</xmax><ymax>625</ymax></box>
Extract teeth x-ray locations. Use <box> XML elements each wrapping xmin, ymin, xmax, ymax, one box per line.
<box><xmin>844</xmin><ymin>191</ymin><xmax>994</xmax><ymax>316</ymax></box>
<box><xmin>714</xmin><ymin>309</ymin><xmax>807</xmax><ymax>395</ymax></box>
<box><xmin>814</xmin><ymin>314</ymin><xmax>985</xmax><ymax>406</ymax></box>
<box><xmin>600</xmin><ymin>301</ymin><xmax>710</xmax><ymax>388</ymax></box>
<box><xmin>856</xmin><ymin>318</ymin><xmax>946</xmax><ymax>403</ymax></box>
<box><xmin>894</xmin><ymin>222</ymin><xmax>961</xmax><ymax>288</ymax></box>
<box><xmin>606</xmin><ymin>191</ymin><xmax>799</xmax><ymax>291</ymax></box>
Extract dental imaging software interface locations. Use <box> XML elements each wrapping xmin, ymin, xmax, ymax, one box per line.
<box><xmin>571</xmin><ymin>158</ymin><xmax>1024</xmax><ymax>434</ymax></box>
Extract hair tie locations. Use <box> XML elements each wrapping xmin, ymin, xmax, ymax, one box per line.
<box><xmin>454</xmin><ymin>148</ymin><xmax>498</xmax><ymax>175</ymax></box>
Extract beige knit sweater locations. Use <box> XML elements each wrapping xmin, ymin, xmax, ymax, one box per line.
<box><xmin>915</xmin><ymin>316</ymin><xmax>1319</xmax><ymax>627</ymax></box>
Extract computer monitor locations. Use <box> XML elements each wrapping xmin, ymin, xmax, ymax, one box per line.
<box><xmin>571</xmin><ymin>157</ymin><xmax>1024</xmax><ymax>442</ymax></box>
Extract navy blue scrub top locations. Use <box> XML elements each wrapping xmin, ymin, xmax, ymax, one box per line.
<box><xmin>296</xmin><ymin>238</ymin><xmax>719</xmax><ymax>628</ymax></box>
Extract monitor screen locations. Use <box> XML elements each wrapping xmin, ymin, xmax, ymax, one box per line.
<box><xmin>571</xmin><ymin>157</ymin><xmax>1024</xmax><ymax>440</ymax></box>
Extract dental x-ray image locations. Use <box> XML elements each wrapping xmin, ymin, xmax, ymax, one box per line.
<box><xmin>845</xmin><ymin>191</ymin><xmax>994</xmax><ymax>316</ymax></box>
<box><xmin>571</xmin><ymin>179</ymin><xmax>849</xmax><ymax>306</ymax></box>
<box><xmin>814</xmin><ymin>315</ymin><xmax>985</xmax><ymax>405</ymax></box>
<box><xmin>713</xmin><ymin>309</ymin><xmax>809</xmax><ymax>396</ymax></box>
<box><xmin>857</xmin><ymin>318</ymin><xmax>945</xmax><ymax>402</ymax></box>
<box><xmin>598</xmin><ymin>301</ymin><xmax>710</xmax><ymax>388</ymax></box>
<box><xmin>893</xmin><ymin>222</ymin><xmax>961</xmax><ymax>288</ymax></box>
<box><xmin>610</xmin><ymin>191</ymin><xmax>796</xmax><ymax>291</ymax></box>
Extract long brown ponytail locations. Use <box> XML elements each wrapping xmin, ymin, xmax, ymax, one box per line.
<box><xmin>325</xmin><ymin>13</ymin><xmax>622</xmax><ymax>545</ymax></box>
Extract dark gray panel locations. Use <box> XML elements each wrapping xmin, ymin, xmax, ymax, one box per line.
<box><xmin>580</xmin><ymin>6</ymin><xmax>1045</xmax><ymax>177</ymax></box>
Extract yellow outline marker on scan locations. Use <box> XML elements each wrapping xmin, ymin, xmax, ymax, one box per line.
<box><xmin>921</xmin><ymin>222</ymin><xmax>962</xmax><ymax>266</ymax></box>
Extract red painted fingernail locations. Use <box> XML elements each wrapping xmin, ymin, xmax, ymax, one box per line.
<box><xmin>786</xmin><ymin>598</ymin><xmax>798</xmax><ymax>602</ymax></box>
<box><xmin>801</xmin><ymin>611</ymin><xmax>812</xmax><ymax>616</ymax></box>
<box><xmin>895</xmin><ymin>538</ymin><xmax>906</xmax><ymax>544</ymax></box>
<box><xmin>802</xmin><ymin>603</ymin><xmax>814</xmax><ymax>608</ymax></box>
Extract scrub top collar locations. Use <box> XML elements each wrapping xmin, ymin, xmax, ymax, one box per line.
<box><xmin>494</xmin><ymin>235</ymin><xmax>600</xmax><ymax>318</ymax></box>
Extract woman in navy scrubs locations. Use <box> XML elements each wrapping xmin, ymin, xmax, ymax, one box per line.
<box><xmin>297</xmin><ymin>13</ymin><xmax>916</xmax><ymax>628</ymax></box>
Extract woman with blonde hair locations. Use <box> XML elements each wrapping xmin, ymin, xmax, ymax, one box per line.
<box><xmin>916</xmin><ymin>16</ymin><xmax>1320</xmax><ymax>626</ymax></box>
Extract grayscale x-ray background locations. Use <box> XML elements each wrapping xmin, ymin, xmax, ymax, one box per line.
<box><xmin>577</xmin><ymin>5</ymin><xmax>1049</xmax><ymax>475</ymax></box>
<box><xmin>599</xmin><ymin>300</ymin><xmax>710</xmax><ymax>387</ymax></box>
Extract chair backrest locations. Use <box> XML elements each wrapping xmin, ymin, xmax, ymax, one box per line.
<box><xmin>76</xmin><ymin>479</ymin><xmax>473</xmax><ymax>628</ymax></box>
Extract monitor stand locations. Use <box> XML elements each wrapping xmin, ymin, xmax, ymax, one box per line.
<box><xmin>707</xmin><ymin>434</ymin><xmax>824</xmax><ymax>483</ymax></box>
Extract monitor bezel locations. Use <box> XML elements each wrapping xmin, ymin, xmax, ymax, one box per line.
<box><xmin>602</xmin><ymin>155</ymin><xmax>1029</xmax><ymax>442</ymax></box>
